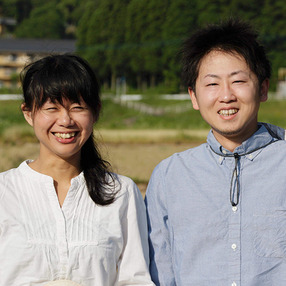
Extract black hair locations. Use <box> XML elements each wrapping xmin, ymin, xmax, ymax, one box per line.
<box><xmin>181</xmin><ymin>19</ymin><xmax>271</xmax><ymax>91</ymax></box>
<box><xmin>21</xmin><ymin>54</ymin><xmax>117</xmax><ymax>205</ymax></box>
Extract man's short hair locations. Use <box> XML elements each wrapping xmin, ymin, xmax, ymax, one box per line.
<box><xmin>181</xmin><ymin>19</ymin><xmax>271</xmax><ymax>90</ymax></box>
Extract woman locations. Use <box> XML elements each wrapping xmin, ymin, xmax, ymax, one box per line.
<box><xmin>0</xmin><ymin>54</ymin><xmax>154</xmax><ymax>285</ymax></box>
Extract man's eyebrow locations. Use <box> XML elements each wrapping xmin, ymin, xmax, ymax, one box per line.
<box><xmin>229</xmin><ymin>70</ymin><xmax>248</xmax><ymax>76</ymax></box>
<box><xmin>203</xmin><ymin>70</ymin><xmax>248</xmax><ymax>79</ymax></box>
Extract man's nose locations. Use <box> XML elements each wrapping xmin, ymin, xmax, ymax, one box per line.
<box><xmin>219</xmin><ymin>84</ymin><xmax>236</xmax><ymax>102</ymax></box>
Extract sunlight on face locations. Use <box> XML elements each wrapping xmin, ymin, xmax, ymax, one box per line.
<box><xmin>189</xmin><ymin>50</ymin><xmax>268</xmax><ymax>150</ymax></box>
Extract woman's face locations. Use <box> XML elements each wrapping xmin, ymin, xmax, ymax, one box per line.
<box><xmin>22</xmin><ymin>97</ymin><xmax>96</xmax><ymax>161</ymax></box>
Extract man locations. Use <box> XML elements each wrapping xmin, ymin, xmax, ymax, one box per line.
<box><xmin>145</xmin><ymin>19</ymin><xmax>286</xmax><ymax>285</ymax></box>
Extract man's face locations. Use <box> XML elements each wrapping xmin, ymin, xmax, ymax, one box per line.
<box><xmin>189</xmin><ymin>50</ymin><xmax>268</xmax><ymax>150</ymax></box>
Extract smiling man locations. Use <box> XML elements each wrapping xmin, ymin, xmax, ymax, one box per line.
<box><xmin>145</xmin><ymin>19</ymin><xmax>286</xmax><ymax>285</ymax></box>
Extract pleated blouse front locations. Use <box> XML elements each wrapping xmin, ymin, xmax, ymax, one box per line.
<box><xmin>0</xmin><ymin>161</ymin><xmax>153</xmax><ymax>286</ymax></box>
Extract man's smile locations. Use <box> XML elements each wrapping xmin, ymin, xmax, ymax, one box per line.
<box><xmin>218</xmin><ymin>108</ymin><xmax>238</xmax><ymax>116</ymax></box>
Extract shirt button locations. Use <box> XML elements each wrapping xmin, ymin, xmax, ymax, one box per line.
<box><xmin>232</xmin><ymin>282</ymin><xmax>237</xmax><ymax>286</ymax></box>
<box><xmin>248</xmin><ymin>154</ymin><xmax>253</xmax><ymax>159</ymax></box>
<box><xmin>232</xmin><ymin>206</ymin><xmax>237</xmax><ymax>212</ymax></box>
<box><xmin>231</xmin><ymin>243</ymin><xmax>237</xmax><ymax>250</ymax></box>
<box><xmin>222</xmin><ymin>150</ymin><xmax>227</xmax><ymax>154</ymax></box>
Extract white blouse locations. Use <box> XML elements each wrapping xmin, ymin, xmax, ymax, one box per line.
<box><xmin>0</xmin><ymin>161</ymin><xmax>154</xmax><ymax>286</ymax></box>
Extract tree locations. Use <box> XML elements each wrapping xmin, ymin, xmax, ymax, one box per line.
<box><xmin>15</xmin><ymin>1</ymin><xmax>65</xmax><ymax>38</ymax></box>
<box><xmin>125</xmin><ymin>0</ymin><xmax>150</xmax><ymax>89</ymax></box>
<box><xmin>57</xmin><ymin>0</ymin><xmax>83</xmax><ymax>38</ymax></box>
<box><xmin>256</xmin><ymin>0</ymin><xmax>286</xmax><ymax>89</ymax></box>
<box><xmin>102</xmin><ymin>0</ymin><xmax>131</xmax><ymax>90</ymax></box>
<box><xmin>162</xmin><ymin>0</ymin><xmax>199</xmax><ymax>92</ymax></box>
<box><xmin>77</xmin><ymin>0</ymin><xmax>111</xmax><ymax>87</ymax></box>
<box><xmin>2</xmin><ymin>0</ymin><xmax>32</xmax><ymax>23</ymax></box>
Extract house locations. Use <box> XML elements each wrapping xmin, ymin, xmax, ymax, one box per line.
<box><xmin>0</xmin><ymin>38</ymin><xmax>76</xmax><ymax>87</ymax></box>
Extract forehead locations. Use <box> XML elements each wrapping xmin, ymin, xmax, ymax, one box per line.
<box><xmin>197</xmin><ymin>50</ymin><xmax>250</xmax><ymax>77</ymax></box>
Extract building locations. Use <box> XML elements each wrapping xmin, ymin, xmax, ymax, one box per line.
<box><xmin>0</xmin><ymin>38</ymin><xmax>76</xmax><ymax>87</ymax></box>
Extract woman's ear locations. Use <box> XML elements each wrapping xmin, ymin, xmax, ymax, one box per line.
<box><xmin>21</xmin><ymin>103</ymin><xmax>33</xmax><ymax>126</ymax></box>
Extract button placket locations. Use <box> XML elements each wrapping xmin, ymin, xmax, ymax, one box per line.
<box><xmin>229</xmin><ymin>197</ymin><xmax>241</xmax><ymax>286</ymax></box>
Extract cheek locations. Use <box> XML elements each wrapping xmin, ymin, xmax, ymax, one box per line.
<box><xmin>196</xmin><ymin>94</ymin><xmax>217</xmax><ymax>110</ymax></box>
<box><xmin>81</xmin><ymin>117</ymin><xmax>95</xmax><ymax>133</ymax></box>
<box><xmin>32</xmin><ymin>116</ymin><xmax>49</xmax><ymax>130</ymax></box>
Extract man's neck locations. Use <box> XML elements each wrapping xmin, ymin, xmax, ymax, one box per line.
<box><xmin>212</xmin><ymin>129</ymin><xmax>258</xmax><ymax>153</ymax></box>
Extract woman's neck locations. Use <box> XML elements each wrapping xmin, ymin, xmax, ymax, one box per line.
<box><xmin>28</xmin><ymin>155</ymin><xmax>82</xmax><ymax>207</ymax></box>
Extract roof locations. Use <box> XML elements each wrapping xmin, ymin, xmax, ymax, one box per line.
<box><xmin>0</xmin><ymin>38</ymin><xmax>76</xmax><ymax>54</ymax></box>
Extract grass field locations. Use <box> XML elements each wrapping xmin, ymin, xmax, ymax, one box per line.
<box><xmin>1</xmin><ymin>97</ymin><xmax>286</xmax><ymax>194</ymax></box>
<box><xmin>0</xmin><ymin>139</ymin><xmax>201</xmax><ymax>194</ymax></box>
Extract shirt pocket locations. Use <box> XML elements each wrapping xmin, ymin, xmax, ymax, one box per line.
<box><xmin>253</xmin><ymin>210</ymin><xmax>286</xmax><ymax>258</ymax></box>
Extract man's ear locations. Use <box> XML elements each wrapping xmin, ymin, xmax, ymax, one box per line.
<box><xmin>21</xmin><ymin>103</ymin><xmax>33</xmax><ymax>127</ymax></box>
<box><xmin>188</xmin><ymin>87</ymin><xmax>199</xmax><ymax>110</ymax></box>
<box><xmin>260</xmin><ymin>79</ymin><xmax>269</xmax><ymax>103</ymax></box>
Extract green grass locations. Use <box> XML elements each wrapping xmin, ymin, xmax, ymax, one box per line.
<box><xmin>258</xmin><ymin>99</ymin><xmax>286</xmax><ymax>128</ymax></box>
<box><xmin>0</xmin><ymin>100</ymin><xmax>25</xmax><ymax>135</ymax></box>
<box><xmin>1</xmin><ymin>98</ymin><xmax>286</xmax><ymax>143</ymax></box>
<box><xmin>97</xmin><ymin>99</ymin><xmax>208</xmax><ymax>129</ymax></box>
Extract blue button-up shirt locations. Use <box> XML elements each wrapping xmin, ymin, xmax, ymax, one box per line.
<box><xmin>145</xmin><ymin>124</ymin><xmax>286</xmax><ymax>285</ymax></box>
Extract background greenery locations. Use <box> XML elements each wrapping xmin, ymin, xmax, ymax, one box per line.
<box><xmin>0</xmin><ymin>0</ymin><xmax>286</xmax><ymax>93</ymax></box>
<box><xmin>1</xmin><ymin>98</ymin><xmax>286</xmax><ymax>144</ymax></box>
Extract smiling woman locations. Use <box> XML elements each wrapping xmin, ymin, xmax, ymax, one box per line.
<box><xmin>0</xmin><ymin>54</ymin><xmax>154</xmax><ymax>286</ymax></box>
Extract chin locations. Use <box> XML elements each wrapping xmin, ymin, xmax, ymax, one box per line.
<box><xmin>212</xmin><ymin>126</ymin><xmax>244</xmax><ymax>137</ymax></box>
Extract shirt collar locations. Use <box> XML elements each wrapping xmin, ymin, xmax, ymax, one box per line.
<box><xmin>19</xmin><ymin>160</ymin><xmax>84</xmax><ymax>184</ymax></box>
<box><xmin>207</xmin><ymin>123</ymin><xmax>277</xmax><ymax>157</ymax></box>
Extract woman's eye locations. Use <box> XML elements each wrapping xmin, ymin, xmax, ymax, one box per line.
<box><xmin>45</xmin><ymin>107</ymin><xmax>57</xmax><ymax>111</ymax></box>
<box><xmin>207</xmin><ymin>83</ymin><xmax>218</xmax><ymax>86</ymax></box>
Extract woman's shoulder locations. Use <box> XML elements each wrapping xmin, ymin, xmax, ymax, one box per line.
<box><xmin>0</xmin><ymin>162</ymin><xmax>27</xmax><ymax>200</ymax></box>
<box><xmin>0</xmin><ymin>165</ymin><xmax>21</xmax><ymax>181</ymax></box>
<box><xmin>0</xmin><ymin>161</ymin><xmax>30</xmax><ymax>180</ymax></box>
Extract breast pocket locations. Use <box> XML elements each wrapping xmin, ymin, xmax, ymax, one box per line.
<box><xmin>253</xmin><ymin>210</ymin><xmax>286</xmax><ymax>258</ymax></box>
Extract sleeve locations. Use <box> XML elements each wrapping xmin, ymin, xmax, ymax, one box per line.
<box><xmin>116</xmin><ymin>179</ymin><xmax>155</xmax><ymax>286</ymax></box>
<box><xmin>144</xmin><ymin>166</ymin><xmax>176</xmax><ymax>286</ymax></box>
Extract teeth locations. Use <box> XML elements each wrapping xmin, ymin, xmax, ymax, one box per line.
<box><xmin>54</xmin><ymin>132</ymin><xmax>76</xmax><ymax>139</ymax></box>
<box><xmin>219</xmin><ymin>109</ymin><xmax>238</xmax><ymax>116</ymax></box>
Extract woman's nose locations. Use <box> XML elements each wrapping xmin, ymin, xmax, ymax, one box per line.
<box><xmin>57</xmin><ymin>110</ymin><xmax>74</xmax><ymax>126</ymax></box>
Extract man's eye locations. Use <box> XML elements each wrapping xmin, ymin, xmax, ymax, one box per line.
<box><xmin>207</xmin><ymin>83</ymin><xmax>218</xmax><ymax>86</ymax></box>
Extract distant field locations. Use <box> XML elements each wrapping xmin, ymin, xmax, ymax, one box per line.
<box><xmin>1</xmin><ymin>97</ymin><xmax>286</xmax><ymax>138</ymax></box>
<box><xmin>1</xmin><ymin>97</ymin><xmax>286</xmax><ymax>195</ymax></box>
<box><xmin>0</xmin><ymin>134</ymin><xmax>203</xmax><ymax>195</ymax></box>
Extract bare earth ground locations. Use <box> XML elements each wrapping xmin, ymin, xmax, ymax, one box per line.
<box><xmin>0</xmin><ymin>129</ymin><xmax>208</xmax><ymax>195</ymax></box>
<box><xmin>100</xmin><ymin>142</ymin><xmax>200</xmax><ymax>194</ymax></box>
